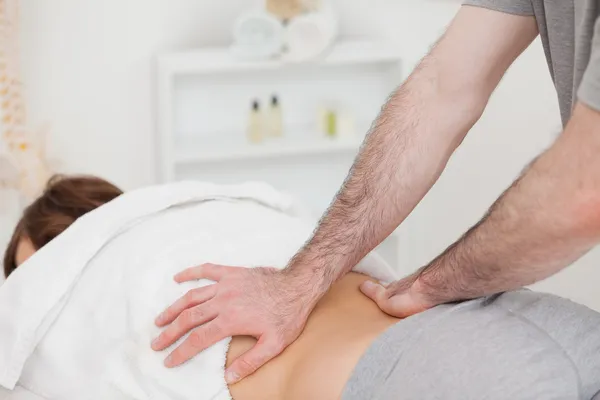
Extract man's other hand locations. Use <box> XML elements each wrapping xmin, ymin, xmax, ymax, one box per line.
<box><xmin>151</xmin><ymin>263</ymin><xmax>318</xmax><ymax>384</ymax></box>
<box><xmin>360</xmin><ymin>275</ymin><xmax>434</xmax><ymax>318</ymax></box>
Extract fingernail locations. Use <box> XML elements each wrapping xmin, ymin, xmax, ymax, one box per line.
<box><xmin>225</xmin><ymin>371</ymin><xmax>240</xmax><ymax>384</ymax></box>
<box><xmin>155</xmin><ymin>313</ymin><xmax>165</xmax><ymax>325</ymax></box>
<box><xmin>164</xmin><ymin>354</ymin><xmax>174</xmax><ymax>368</ymax></box>
<box><xmin>151</xmin><ymin>336</ymin><xmax>161</xmax><ymax>349</ymax></box>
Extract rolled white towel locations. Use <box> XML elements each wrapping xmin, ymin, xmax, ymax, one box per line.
<box><xmin>231</xmin><ymin>10</ymin><xmax>285</xmax><ymax>61</ymax></box>
<box><xmin>283</xmin><ymin>4</ymin><xmax>338</xmax><ymax>62</ymax></box>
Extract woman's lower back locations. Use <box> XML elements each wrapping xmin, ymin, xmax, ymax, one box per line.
<box><xmin>229</xmin><ymin>275</ymin><xmax>600</xmax><ymax>400</ymax></box>
<box><xmin>227</xmin><ymin>272</ymin><xmax>399</xmax><ymax>400</ymax></box>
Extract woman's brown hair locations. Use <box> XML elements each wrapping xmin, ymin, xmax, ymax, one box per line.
<box><xmin>3</xmin><ymin>175</ymin><xmax>123</xmax><ymax>278</ymax></box>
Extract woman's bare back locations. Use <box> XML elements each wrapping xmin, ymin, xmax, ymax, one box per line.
<box><xmin>226</xmin><ymin>272</ymin><xmax>399</xmax><ymax>400</ymax></box>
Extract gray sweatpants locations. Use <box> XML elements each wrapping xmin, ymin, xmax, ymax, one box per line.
<box><xmin>342</xmin><ymin>290</ymin><xmax>600</xmax><ymax>400</ymax></box>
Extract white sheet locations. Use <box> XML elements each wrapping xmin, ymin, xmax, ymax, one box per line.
<box><xmin>0</xmin><ymin>386</ymin><xmax>46</xmax><ymax>400</ymax></box>
<box><xmin>0</xmin><ymin>181</ymin><xmax>398</xmax><ymax>399</ymax></box>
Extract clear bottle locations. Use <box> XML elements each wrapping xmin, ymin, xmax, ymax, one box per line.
<box><xmin>247</xmin><ymin>100</ymin><xmax>263</xmax><ymax>144</ymax></box>
<box><xmin>268</xmin><ymin>95</ymin><xmax>283</xmax><ymax>138</ymax></box>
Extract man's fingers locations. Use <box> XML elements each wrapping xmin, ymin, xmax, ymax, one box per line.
<box><xmin>225</xmin><ymin>336</ymin><xmax>282</xmax><ymax>384</ymax></box>
<box><xmin>155</xmin><ymin>284</ymin><xmax>217</xmax><ymax>327</ymax></box>
<box><xmin>163</xmin><ymin>319</ymin><xmax>227</xmax><ymax>367</ymax></box>
<box><xmin>152</xmin><ymin>302</ymin><xmax>217</xmax><ymax>351</ymax></box>
<box><xmin>174</xmin><ymin>263</ymin><xmax>236</xmax><ymax>283</ymax></box>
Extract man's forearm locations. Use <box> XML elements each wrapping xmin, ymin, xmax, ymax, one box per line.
<box><xmin>286</xmin><ymin>54</ymin><xmax>483</xmax><ymax>291</ymax></box>
<box><xmin>283</xmin><ymin>6</ymin><xmax>539</xmax><ymax>298</ymax></box>
<box><xmin>412</xmin><ymin>103</ymin><xmax>600</xmax><ymax>304</ymax></box>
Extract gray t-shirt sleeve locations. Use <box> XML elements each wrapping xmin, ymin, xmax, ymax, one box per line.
<box><xmin>578</xmin><ymin>17</ymin><xmax>600</xmax><ymax>111</ymax></box>
<box><xmin>462</xmin><ymin>0</ymin><xmax>534</xmax><ymax>16</ymax></box>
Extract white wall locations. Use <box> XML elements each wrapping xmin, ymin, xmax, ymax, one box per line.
<box><xmin>18</xmin><ymin>0</ymin><xmax>459</xmax><ymax>189</ymax></box>
<box><xmin>4</xmin><ymin>0</ymin><xmax>599</xmax><ymax>309</ymax></box>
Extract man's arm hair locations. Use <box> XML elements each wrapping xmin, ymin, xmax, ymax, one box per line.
<box><xmin>411</xmin><ymin>102</ymin><xmax>600</xmax><ymax>304</ymax></box>
<box><xmin>285</xmin><ymin>6</ymin><xmax>539</xmax><ymax>293</ymax></box>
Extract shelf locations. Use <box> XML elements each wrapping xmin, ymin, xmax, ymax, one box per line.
<box><xmin>174</xmin><ymin>136</ymin><xmax>364</xmax><ymax>164</ymax></box>
<box><xmin>159</xmin><ymin>40</ymin><xmax>401</xmax><ymax>75</ymax></box>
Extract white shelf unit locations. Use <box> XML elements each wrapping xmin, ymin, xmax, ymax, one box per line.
<box><xmin>175</xmin><ymin>136</ymin><xmax>365</xmax><ymax>164</ymax></box>
<box><xmin>156</xmin><ymin>40</ymin><xmax>411</xmax><ymax>271</ymax></box>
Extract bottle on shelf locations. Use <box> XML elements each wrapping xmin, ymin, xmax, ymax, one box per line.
<box><xmin>268</xmin><ymin>94</ymin><xmax>283</xmax><ymax>138</ymax></box>
<box><xmin>325</xmin><ymin>108</ymin><xmax>337</xmax><ymax>137</ymax></box>
<box><xmin>247</xmin><ymin>99</ymin><xmax>263</xmax><ymax>144</ymax></box>
<box><xmin>318</xmin><ymin>104</ymin><xmax>337</xmax><ymax>138</ymax></box>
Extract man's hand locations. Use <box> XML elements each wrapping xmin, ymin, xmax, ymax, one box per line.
<box><xmin>151</xmin><ymin>263</ymin><xmax>319</xmax><ymax>384</ymax></box>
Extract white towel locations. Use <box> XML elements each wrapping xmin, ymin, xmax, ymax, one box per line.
<box><xmin>283</xmin><ymin>5</ymin><xmax>338</xmax><ymax>62</ymax></box>
<box><xmin>0</xmin><ymin>181</ymin><xmax>398</xmax><ymax>399</ymax></box>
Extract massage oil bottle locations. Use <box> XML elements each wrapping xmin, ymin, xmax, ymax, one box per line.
<box><xmin>268</xmin><ymin>95</ymin><xmax>283</xmax><ymax>138</ymax></box>
<box><xmin>247</xmin><ymin>100</ymin><xmax>263</xmax><ymax>143</ymax></box>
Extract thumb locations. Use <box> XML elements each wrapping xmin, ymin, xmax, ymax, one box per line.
<box><xmin>360</xmin><ymin>280</ymin><xmax>388</xmax><ymax>308</ymax></box>
<box><xmin>225</xmin><ymin>336</ymin><xmax>281</xmax><ymax>385</ymax></box>
<box><xmin>361</xmin><ymin>279</ymin><xmax>429</xmax><ymax>318</ymax></box>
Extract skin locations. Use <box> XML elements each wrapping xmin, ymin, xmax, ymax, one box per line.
<box><xmin>225</xmin><ymin>272</ymin><xmax>398</xmax><ymax>400</ymax></box>
<box><xmin>158</xmin><ymin>271</ymin><xmax>398</xmax><ymax>400</ymax></box>
<box><xmin>15</xmin><ymin>237</ymin><xmax>36</xmax><ymax>267</ymax></box>
<box><xmin>153</xmin><ymin>4</ymin><xmax>600</xmax><ymax>385</ymax></box>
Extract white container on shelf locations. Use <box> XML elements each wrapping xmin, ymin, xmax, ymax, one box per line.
<box><xmin>283</xmin><ymin>4</ymin><xmax>338</xmax><ymax>62</ymax></box>
<box><xmin>231</xmin><ymin>10</ymin><xmax>285</xmax><ymax>61</ymax></box>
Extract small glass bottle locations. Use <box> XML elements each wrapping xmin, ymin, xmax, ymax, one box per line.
<box><xmin>325</xmin><ymin>109</ymin><xmax>337</xmax><ymax>138</ymax></box>
<box><xmin>247</xmin><ymin>100</ymin><xmax>263</xmax><ymax>143</ymax></box>
<box><xmin>268</xmin><ymin>95</ymin><xmax>283</xmax><ymax>138</ymax></box>
<box><xmin>318</xmin><ymin>105</ymin><xmax>337</xmax><ymax>138</ymax></box>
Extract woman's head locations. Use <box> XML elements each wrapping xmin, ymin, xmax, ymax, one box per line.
<box><xmin>3</xmin><ymin>175</ymin><xmax>123</xmax><ymax>278</ymax></box>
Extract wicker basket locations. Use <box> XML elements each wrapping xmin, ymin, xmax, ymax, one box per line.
<box><xmin>266</xmin><ymin>0</ymin><xmax>304</xmax><ymax>20</ymax></box>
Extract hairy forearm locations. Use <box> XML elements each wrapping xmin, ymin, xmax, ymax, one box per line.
<box><xmin>286</xmin><ymin>53</ymin><xmax>483</xmax><ymax>291</ymax></box>
<box><xmin>283</xmin><ymin>6</ymin><xmax>539</xmax><ymax>299</ymax></box>
<box><xmin>413</xmin><ymin>103</ymin><xmax>600</xmax><ymax>304</ymax></box>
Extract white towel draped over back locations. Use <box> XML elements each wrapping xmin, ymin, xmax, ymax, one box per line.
<box><xmin>0</xmin><ymin>182</ymin><xmax>398</xmax><ymax>400</ymax></box>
